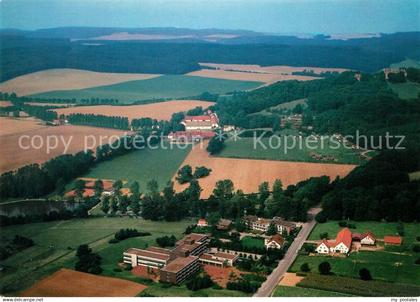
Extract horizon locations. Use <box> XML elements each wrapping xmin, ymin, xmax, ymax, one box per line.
<box><xmin>1</xmin><ymin>0</ymin><xmax>419</xmax><ymax>34</ymax></box>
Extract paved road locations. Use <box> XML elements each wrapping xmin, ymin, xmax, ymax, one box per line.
<box><xmin>253</xmin><ymin>206</ymin><xmax>322</xmax><ymax>297</ymax></box>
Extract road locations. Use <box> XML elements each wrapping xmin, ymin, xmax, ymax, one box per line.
<box><xmin>253</xmin><ymin>206</ymin><xmax>322</xmax><ymax>297</ymax></box>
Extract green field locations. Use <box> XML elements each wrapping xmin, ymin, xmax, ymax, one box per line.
<box><xmin>217</xmin><ymin>134</ymin><xmax>365</xmax><ymax>164</ymax></box>
<box><xmin>78</xmin><ymin>145</ymin><xmax>191</xmax><ymax>190</ymax></box>
<box><xmin>273</xmin><ymin>285</ymin><xmax>352</xmax><ymax>297</ymax></box>
<box><xmin>291</xmin><ymin>221</ymin><xmax>420</xmax><ymax>285</ymax></box>
<box><xmin>0</xmin><ymin>217</ymin><xmax>193</xmax><ymax>295</ymax></box>
<box><xmin>389</xmin><ymin>81</ymin><xmax>420</xmax><ymax>100</ymax></box>
<box><xmin>240</xmin><ymin>236</ymin><xmax>265</xmax><ymax>249</ymax></box>
<box><xmin>390</xmin><ymin>59</ymin><xmax>420</xmax><ymax>69</ymax></box>
<box><xmin>30</xmin><ymin>75</ymin><xmax>263</xmax><ymax>104</ymax></box>
<box><xmin>251</xmin><ymin>98</ymin><xmax>308</xmax><ymax>116</ymax></box>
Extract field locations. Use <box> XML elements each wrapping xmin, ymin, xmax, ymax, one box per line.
<box><xmin>173</xmin><ymin>142</ymin><xmax>356</xmax><ymax>198</ymax></box>
<box><xmin>78</xmin><ymin>144</ymin><xmax>192</xmax><ymax>190</ymax></box>
<box><xmin>198</xmin><ymin>63</ymin><xmax>348</xmax><ymax>74</ymax></box>
<box><xmin>0</xmin><ymin>117</ymin><xmax>46</xmax><ymax>136</ymax></box>
<box><xmin>218</xmin><ymin>135</ymin><xmax>365</xmax><ymax>165</ymax></box>
<box><xmin>389</xmin><ymin>81</ymin><xmax>420</xmax><ymax>100</ymax></box>
<box><xmin>186</xmin><ymin>69</ymin><xmax>318</xmax><ymax>84</ymax></box>
<box><xmin>241</xmin><ymin>236</ymin><xmax>265</xmax><ymax>249</ymax></box>
<box><xmin>0</xmin><ymin>123</ymin><xmax>128</xmax><ymax>173</ymax></box>
<box><xmin>0</xmin><ymin>217</ymin><xmax>193</xmax><ymax>295</ymax></box>
<box><xmin>0</xmin><ymin>100</ymin><xmax>13</xmax><ymax>107</ymax></box>
<box><xmin>53</xmin><ymin>100</ymin><xmax>215</xmax><ymax>121</ymax></box>
<box><xmin>0</xmin><ymin>69</ymin><xmax>160</xmax><ymax>96</ymax></box>
<box><xmin>273</xmin><ymin>285</ymin><xmax>352</xmax><ymax>297</ymax></box>
<box><xmin>22</xmin><ymin>268</ymin><xmax>147</xmax><ymax>297</ymax></box>
<box><xmin>390</xmin><ymin>59</ymin><xmax>420</xmax><ymax>69</ymax></box>
<box><xmin>290</xmin><ymin>221</ymin><xmax>420</xmax><ymax>285</ymax></box>
<box><xmin>30</xmin><ymin>75</ymin><xmax>263</xmax><ymax>104</ymax></box>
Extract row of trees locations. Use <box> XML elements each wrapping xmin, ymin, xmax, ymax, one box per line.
<box><xmin>175</xmin><ymin>165</ymin><xmax>212</xmax><ymax>184</ymax></box>
<box><xmin>67</xmin><ymin>113</ymin><xmax>129</xmax><ymax>130</ymax></box>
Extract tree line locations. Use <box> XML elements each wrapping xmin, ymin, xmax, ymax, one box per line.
<box><xmin>67</xmin><ymin>113</ymin><xmax>129</xmax><ymax>130</ymax></box>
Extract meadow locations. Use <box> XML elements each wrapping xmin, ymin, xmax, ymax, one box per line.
<box><xmin>218</xmin><ymin>135</ymin><xmax>365</xmax><ymax>165</ymax></box>
<box><xmin>240</xmin><ymin>236</ymin><xmax>265</xmax><ymax>249</ymax></box>
<box><xmin>290</xmin><ymin>221</ymin><xmax>420</xmax><ymax>285</ymax></box>
<box><xmin>30</xmin><ymin>75</ymin><xmax>263</xmax><ymax>104</ymax></box>
<box><xmin>273</xmin><ymin>285</ymin><xmax>352</xmax><ymax>297</ymax></box>
<box><xmin>389</xmin><ymin>81</ymin><xmax>420</xmax><ymax>100</ymax></box>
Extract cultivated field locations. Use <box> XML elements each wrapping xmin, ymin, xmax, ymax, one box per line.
<box><xmin>22</xmin><ymin>268</ymin><xmax>147</xmax><ymax>297</ymax></box>
<box><xmin>30</xmin><ymin>75</ymin><xmax>263</xmax><ymax>104</ymax></box>
<box><xmin>0</xmin><ymin>69</ymin><xmax>160</xmax><ymax>96</ymax></box>
<box><xmin>173</xmin><ymin>142</ymin><xmax>356</xmax><ymax>198</ymax></box>
<box><xmin>53</xmin><ymin>100</ymin><xmax>215</xmax><ymax>121</ymax></box>
<box><xmin>78</xmin><ymin>145</ymin><xmax>192</xmax><ymax>190</ymax></box>
<box><xmin>0</xmin><ymin>124</ymin><xmax>128</xmax><ymax>173</ymax></box>
<box><xmin>0</xmin><ymin>100</ymin><xmax>13</xmax><ymax>107</ymax></box>
<box><xmin>199</xmin><ymin>63</ymin><xmax>348</xmax><ymax>74</ymax></box>
<box><xmin>186</xmin><ymin>69</ymin><xmax>317</xmax><ymax>83</ymax></box>
<box><xmin>0</xmin><ymin>117</ymin><xmax>46</xmax><ymax>136</ymax></box>
<box><xmin>273</xmin><ymin>285</ymin><xmax>352</xmax><ymax>297</ymax></box>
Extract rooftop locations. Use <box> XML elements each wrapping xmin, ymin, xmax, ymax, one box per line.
<box><xmin>124</xmin><ymin>248</ymin><xmax>170</xmax><ymax>261</ymax></box>
<box><xmin>161</xmin><ymin>256</ymin><xmax>198</xmax><ymax>273</ymax></box>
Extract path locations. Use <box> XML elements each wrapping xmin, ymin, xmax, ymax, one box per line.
<box><xmin>253</xmin><ymin>206</ymin><xmax>321</xmax><ymax>297</ymax></box>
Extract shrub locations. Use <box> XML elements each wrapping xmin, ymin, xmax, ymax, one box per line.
<box><xmin>318</xmin><ymin>261</ymin><xmax>331</xmax><ymax>275</ymax></box>
<box><xmin>319</xmin><ymin>232</ymin><xmax>329</xmax><ymax>240</ymax></box>
<box><xmin>108</xmin><ymin>238</ymin><xmax>119</xmax><ymax>244</ymax></box>
<box><xmin>300</xmin><ymin>263</ymin><xmax>310</xmax><ymax>272</ymax></box>
<box><xmin>413</xmin><ymin>245</ymin><xmax>420</xmax><ymax>253</ymax></box>
<box><xmin>193</xmin><ymin>166</ymin><xmax>212</xmax><ymax>179</ymax></box>
<box><xmin>186</xmin><ymin>273</ymin><xmax>214</xmax><ymax>291</ymax></box>
<box><xmin>315</xmin><ymin>211</ymin><xmax>328</xmax><ymax>223</ymax></box>
<box><xmin>156</xmin><ymin>235</ymin><xmax>177</xmax><ymax>248</ymax></box>
<box><xmin>359</xmin><ymin>268</ymin><xmax>372</xmax><ymax>280</ymax></box>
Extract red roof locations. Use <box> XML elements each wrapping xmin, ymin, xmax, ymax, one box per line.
<box><xmin>267</xmin><ymin>234</ymin><xmax>285</xmax><ymax>246</ymax></box>
<box><xmin>384</xmin><ymin>236</ymin><xmax>402</xmax><ymax>245</ymax></box>
<box><xmin>184</xmin><ymin>115</ymin><xmax>212</xmax><ymax>122</ymax></box>
<box><xmin>317</xmin><ymin>239</ymin><xmax>334</xmax><ymax>248</ymax></box>
<box><xmin>335</xmin><ymin>228</ymin><xmax>352</xmax><ymax>249</ymax></box>
<box><xmin>362</xmin><ymin>231</ymin><xmax>376</xmax><ymax>241</ymax></box>
<box><xmin>197</xmin><ymin>219</ymin><xmax>208</xmax><ymax>225</ymax></box>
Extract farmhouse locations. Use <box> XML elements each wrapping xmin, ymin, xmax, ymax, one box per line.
<box><xmin>316</xmin><ymin>228</ymin><xmax>352</xmax><ymax>254</ymax></box>
<box><xmin>216</xmin><ymin>219</ymin><xmax>232</xmax><ymax>230</ymax></box>
<box><xmin>123</xmin><ymin>233</ymin><xmax>209</xmax><ymax>284</ymax></box>
<box><xmin>384</xmin><ymin>235</ymin><xmax>402</xmax><ymax>246</ymax></box>
<box><xmin>197</xmin><ymin>218</ymin><xmax>208</xmax><ymax>227</ymax></box>
<box><xmin>181</xmin><ymin>111</ymin><xmax>219</xmax><ymax>130</ymax></box>
<box><xmin>167</xmin><ymin>130</ymin><xmax>215</xmax><ymax>142</ymax></box>
<box><xmin>243</xmin><ymin>215</ymin><xmax>296</xmax><ymax>235</ymax></box>
<box><xmin>264</xmin><ymin>234</ymin><xmax>285</xmax><ymax>249</ymax></box>
<box><xmin>199</xmin><ymin>252</ymin><xmax>238</xmax><ymax>267</ymax></box>
<box><xmin>352</xmin><ymin>231</ymin><xmax>376</xmax><ymax>245</ymax></box>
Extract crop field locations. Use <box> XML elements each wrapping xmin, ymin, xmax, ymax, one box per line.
<box><xmin>0</xmin><ymin>123</ymin><xmax>128</xmax><ymax>173</ymax></box>
<box><xmin>22</xmin><ymin>268</ymin><xmax>147</xmax><ymax>297</ymax></box>
<box><xmin>53</xmin><ymin>100</ymin><xmax>215</xmax><ymax>121</ymax></box>
<box><xmin>218</xmin><ymin>135</ymin><xmax>365</xmax><ymax>165</ymax></box>
<box><xmin>186</xmin><ymin>69</ymin><xmax>317</xmax><ymax>83</ymax></box>
<box><xmin>79</xmin><ymin>145</ymin><xmax>192</xmax><ymax>190</ymax></box>
<box><xmin>0</xmin><ymin>117</ymin><xmax>46</xmax><ymax>136</ymax></box>
<box><xmin>198</xmin><ymin>63</ymin><xmax>348</xmax><ymax>74</ymax></box>
<box><xmin>291</xmin><ymin>222</ymin><xmax>420</xmax><ymax>285</ymax></box>
<box><xmin>173</xmin><ymin>142</ymin><xmax>356</xmax><ymax>198</ymax></box>
<box><xmin>0</xmin><ymin>69</ymin><xmax>160</xmax><ymax>96</ymax></box>
<box><xmin>273</xmin><ymin>285</ymin><xmax>352</xmax><ymax>297</ymax></box>
<box><xmin>30</xmin><ymin>75</ymin><xmax>263</xmax><ymax>104</ymax></box>
<box><xmin>0</xmin><ymin>217</ymin><xmax>193</xmax><ymax>295</ymax></box>
<box><xmin>389</xmin><ymin>81</ymin><xmax>420</xmax><ymax>100</ymax></box>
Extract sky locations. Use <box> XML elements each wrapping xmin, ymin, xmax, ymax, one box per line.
<box><xmin>0</xmin><ymin>0</ymin><xmax>419</xmax><ymax>34</ymax></box>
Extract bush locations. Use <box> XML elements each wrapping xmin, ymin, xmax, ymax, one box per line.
<box><xmin>186</xmin><ymin>273</ymin><xmax>214</xmax><ymax>291</ymax></box>
<box><xmin>318</xmin><ymin>261</ymin><xmax>331</xmax><ymax>275</ymax></box>
<box><xmin>319</xmin><ymin>232</ymin><xmax>329</xmax><ymax>240</ymax></box>
<box><xmin>359</xmin><ymin>268</ymin><xmax>372</xmax><ymax>281</ymax></box>
<box><xmin>302</xmin><ymin>243</ymin><xmax>316</xmax><ymax>254</ymax></box>
<box><xmin>156</xmin><ymin>235</ymin><xmax>177</xmax><ymax>248</ymax></box>
<box><xmin>315</xmin><ymin>211</ymin><xmax>328</xmax><ymax>223</ymax></box>
<box><xmin>300</xmin><ymin>263</ymin><xmax>310</xmax><ymax>272</ymax></box>
<box><xmin>193</xmin><ymin>166</ymin><xmax>212</xmax><ymax>179</ymax></box>
<box><xmin>413</xmin><ymin>245</ymin><xmax>420</xmax><ymax>253</ymax></box>
<box><xmin>114</xmin><ymin>229</ymin><xmax>150</xmax><ymax>242</ymax></box>
<box><xmin>108</xmin><ymin>238</ymin><xmax>119</xmax><ymax>244</ymax></box>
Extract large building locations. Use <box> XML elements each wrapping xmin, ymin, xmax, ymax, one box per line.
<box><xmin>243</xmin><ymin>215</ymin><xmax>296</xmax><ymax>235</ymax></box>
<box><xmin>181</xmin><ymin>111</ymin><xmax>219</xmax><ymax>130</ymax></box>
<box><xmin>199</xmin><ymin>252</ymin><xmax>238</xmax><ymax>267</ymax></box>
<box><xmin>123</xmin><ymin>233</ymin><xmax>209</xmax><ymax>284</ymax></box>
<box><xmin>316</xmin><ymin>228</ymin><xmax>353</xmax><ymax>254</ymax></box>
<box><xmin>167</xmin><ymin>130</ymin><xmax>215</xmax><ymax>143</ymax></box>
<box><xmin>264</xmin><ymin>234</ymin><xmax>285</xmax><ymax>249</ymax></box>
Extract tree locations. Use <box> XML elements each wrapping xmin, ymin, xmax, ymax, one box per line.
<box><xmin>176</xmin><ymin>165</ymin><xmax>193</xmax><ymax>184</ymax></box>
<box><xmin>101</xmin><ymin>196</ymin><xmax>110</xmax><ymax>214</ymax></box>
<box><xmin>212</xmin><ymin>179</ymin><xmax>234</xmax><ymax>201</ymax></box>
<box><xmin>207</xmin><ymin>212</ymin><xmax>221</xmax><ymax>226</ymax></box>
<box><xmin>193</xmin><ymin>166</ymin><xmax>212</xmax><ymax>179</ymax></box>
<box><xmin>147</xmin><ymin>180</ymin><xmax>159</xmax><ymax>194</ymax></box>
<box><xmin>207</xmin><ymin>135</ymin><xmax>226</xmax><ymax>155</ymax></box>
<box><xmin>300</xmin><ymin>263</ymin><xmax>310</xmax><ymax>272</ymax></box>
<box><xmin>113</xmin><ymin>180</ymin><xmax>123</xmax><ymax>195</ymax></box>
<box><xmin>75</xmin><ymin>244</ymin><xmax>102</xmax><ymax>274</ymax></box>
<box><xmin>319</xmin><ymin>232</ymin><xmax>329</xmax><ymax>240</ymax></box>
<box><xmin>94</xmin><ymin>179</ymin><xmax>104</xmax><ymax>197</ymax></box>
<box><xmin>156</xmin><ymin>235</ymin><xmax>177</xmax><ymax>248</ymax></box>
<box><xmin>55</xmin><ymin>178</ymin><xmax>66</xmax><ymax>195</ymax></box>
<box><xmin>74</xmin><ymin>179</ymin><xmax>86</xmax><ymax>199</ymax></box>
<box><xmin>359</xmin><ymin>268</ymin><xmax>372</xmax><ymax>280</ymax></box>
<box><xmin>266</xmin><ymin>222</ymin><xmax>277</xmax><ymax>236</ymax></box>
<box><xmin>318</xmin><ymin>261</ymin><xmax>331</xmax><ymax>275</ymax></box>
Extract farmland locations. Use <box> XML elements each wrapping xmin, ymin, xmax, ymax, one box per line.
<box><xmin>30</xmin><ymin>75</ymin><xmax>263</xmax><ymax>104</ymax></box>
<box><xmin>0</xmin><ymin>123</ymin><xmax>128</xmax><ymax>173</ymax></box>
<box><xmin>78</xmin><ymin>145</ymin><xmax>192</xmax><ymax>190</ymax></box>
<box><xmin>218</xmin><ymin>135</ymin><xmax>365</xmax><ymax>165</ymax></box>
<box><xmin>290</xmin><ymin>221</ymin><xmax>420</xmax><ymax>286</ymax></box>
<box><xmin>0</xmin><ymin>69</ymin><xmax>160</xmax><ymax>96</ymax></box>
<box><xmin>0</xmin><ymin>117</ymin><xmax>46</xmax><ymax>136</ymax></box>
<box><xmin>273</xmin><ymin>285</ymin><xmax>352</xmax><ymax>297</ymax></box>
<box><xmin>22</xmin><ymin>268</ymin><xmax>147</xmax><ymax>297</ymax></box>
<box><xmin>53</xmin><ymin>100</ymin><xmax>215</xmax><ymax>121</ymax></box>
<box><xmin>173</xmin><ymin>141</ymin><xmax>356</xmax><ymax>198</ymax></box>
<box><xmin>0</xmin><ymin>217</ymin><xmax>193</xmax><ymax>295</ymax></box>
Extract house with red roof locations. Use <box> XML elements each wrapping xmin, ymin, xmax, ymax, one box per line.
<box><xmin>167</xmin><ymin>130</ymin><xmax>215</xmax><ymax>143</ymax></box>
<box><xmin>197</xmin><ymin>219</ymin><xmax>208</xmax><ymax>227</ymax></box>
<box><xmin>384</xmin><ymin>235</ymin><xmax>402</xmax><ymax>246</ymax></box>
<box><xmin>316</xmin><ymin>228</ymin><xmax>352</xmax><ymax>254</ymax></box>
<box><xmin>264</xmin><ymin>234</ymin><xmax>285</xmax><ymax>249</ymax></box>
<box><xmin>181</xmin><ymin>110</ymin><xmax>219</xmax><ymax>130</ymax></box>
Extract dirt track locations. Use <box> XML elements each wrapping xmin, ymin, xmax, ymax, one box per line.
<box><xmin>173</xmin><ymin>142</ymin><xmax>356</xmax><ymax>198</ymax></box>
<box><xmin>53</xmin><ymin>100</ymin><xmax>215</xmax><ymax>121</ymax></box>
<box><xmin>21</xmin><ymin>268</ymin><xmax>146</xmax><ymax>297</ymax></box>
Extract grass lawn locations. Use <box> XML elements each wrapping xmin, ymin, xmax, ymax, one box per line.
<box><xmin>273</xmin><ymin>285</ymin><xmax>352</xmax><ymax>297</ymax></box>
<box><xmin>30</xmin><ymin>75</ymin><xmax>262</xmax><ymax>104</ymax></box>
<box><xmin>240</xmin><ymin>236</ymin><xmax>265</xmax><ymax>249</ymax></box>
<box><xmin>140</xmin><ymin>283</ymin><xmax>249</xmax><ymax>297</ymax></box>
<box><xmin>0</xmin><ymin>217</ymin><xmax>193</xmax><ymax>295</ymax></box>
<box><xmin>389</xmin><ymin>81</ymin><xmax>420</xmax><ymax>100</ymax></box>
<box><xmin>218</xmin><ymin>135</ymin><xmax>365</xmax><ymax>165</ymax></box>
<box><xmin>75</xmin><ymin>144</ymin><xmax>191</xmax><ymax>190</ymax></box>
<box><xmin>292</xmin><ymin>221</ymin><xmax>420</xmax><ymax>285</ymax></box>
